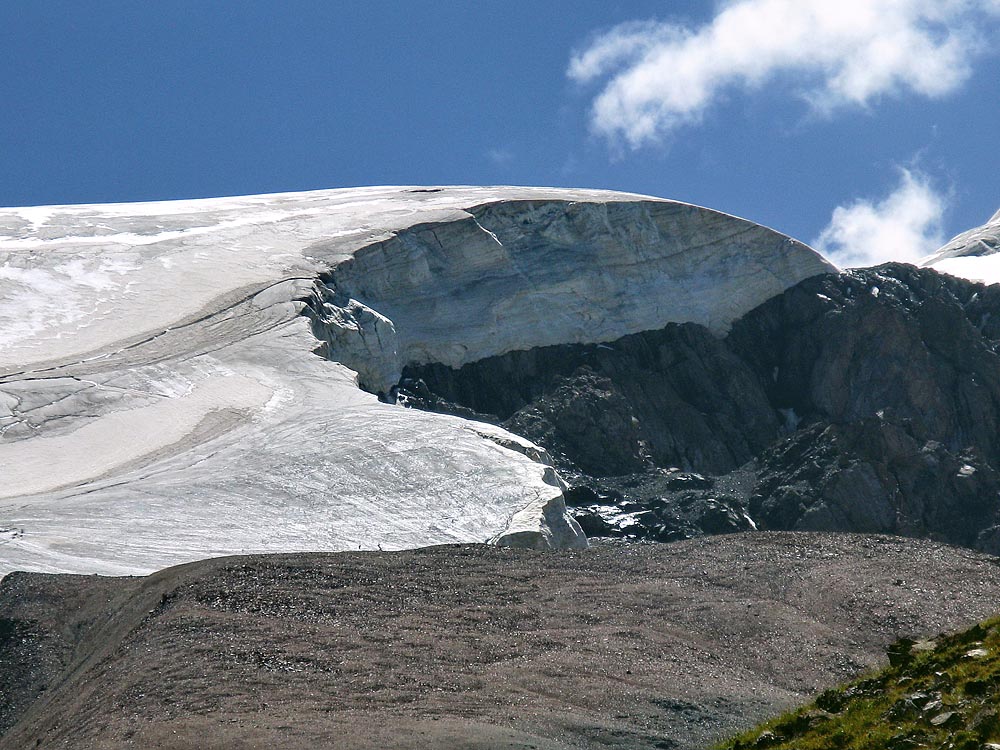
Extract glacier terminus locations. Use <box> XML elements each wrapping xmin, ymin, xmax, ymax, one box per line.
<box><xmin>0</xmin><ymin>186</ymin><xmax>834</xmax><ymax>576</ymax></box>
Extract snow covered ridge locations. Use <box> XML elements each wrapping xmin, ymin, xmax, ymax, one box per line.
<box><xmin>922</xmin><ymin>207</ymin><xmax>1000</xmax><ymax>284</ymax></box>
<box><xmin>0</xmin><ymin>186</ymin><xmax>833</xmax><ymax>575</ymax></box>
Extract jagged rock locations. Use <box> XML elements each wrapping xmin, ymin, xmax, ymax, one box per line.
<box><xmin>550</xmin><ymin>469</ymin><xmax>755</xmax><ymax>542</ymax></box>
<box><xmin>929</xmin><ymin>710</ymin><xmax>960</xmax><ymax>727</ymax></box>
<box><xmin>728</xmin><ymin>264</ymin><xmax>1000</xmax><ymax>468</ymax></box>
<box><xmin>504</xmin><ymin>368</ymin><xmax>649</xmax><ymax>476</ymax></box>
<box><xmin>754</xmin><ymin>730</ymin><xmax>782</xmax><ymax>747</ymax></box>
<box><xmin>731</xmin><ymin>264</ymin><xmax>1000</xmax><ymax>549</ymax></box>
<box><xmin>403</xmin><ymin>322</ymin><xmax>781</xmax><ymax>476</ymax></box>
<box><xmin>750</xmin><ymin>417</ymin><xmax>1000</xmax><ymax>548</ymax></box>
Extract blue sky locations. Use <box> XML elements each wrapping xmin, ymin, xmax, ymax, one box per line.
<box><xmin>2</xmin><ymin>1</ymin><xmax>998</xmax><ymax>264</ymax></box>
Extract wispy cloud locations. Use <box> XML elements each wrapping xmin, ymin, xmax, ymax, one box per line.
<box><xmin>569</xmin><ymin>0</ymin><xmax>999</xmax><ymax>147</ymax></box>
<box><xmin>813</xmin><ymin>169</ymin><xmax>947</xmax><ymax>268</ymax></box>
<box><xmin>486</xmin><ymin>147</ymin><xmax>515</xmax><ymax>167</ymax></box>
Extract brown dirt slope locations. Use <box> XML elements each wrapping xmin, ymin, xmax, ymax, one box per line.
<box><xmin>2</xmin><ymin>532</ymin><xmax>1000</xmax><ymax>750</ymax></box>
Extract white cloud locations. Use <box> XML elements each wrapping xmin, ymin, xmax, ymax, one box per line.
<box><xmin>813</xmin><ymin>169</ymin><xmax>947</xmax><ymax>267</ymax></box>
<box><xmin>486</xmin><ymin>147</ymin><xmax>515</xmax><ymax>167</ymax></box>
<box><xmin>569</xmin><ymin>0</ymin><xmax>998</xmax><ymax>147</ymax></box>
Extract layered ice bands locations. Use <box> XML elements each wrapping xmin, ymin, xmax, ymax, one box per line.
<box><xmin>0</xmin><ymin>186</ymin><xmax>834</xmax><ymax>575</ymax></box>
<box><xmin>307</xmin><ymin>198</ymin><xmax>835</xmax><ymax>393</ymax></box>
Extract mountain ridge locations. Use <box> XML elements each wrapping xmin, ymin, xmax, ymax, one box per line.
<box><xmin>0</xmin><ymin>187</ymin><xmax>830</xmax><ymax>575</ymax></box>
<box><xmin>398</xmin><ymin>262</ymin><xmax>1000</xmax><ymax>553</ymax></box>
<box><xmin>4</xmin><ymin>187</ymin><xmax>1000</xmax><ymax>749</ymax></box>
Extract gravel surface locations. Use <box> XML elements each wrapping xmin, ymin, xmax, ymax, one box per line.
<box><xmin>3</xmin><ymin>532</ymin><xmax>1000</xmax><ymax>749</ymax></box>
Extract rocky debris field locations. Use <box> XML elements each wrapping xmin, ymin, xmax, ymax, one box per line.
<box><xmin>4</xmin><ymin>533</ymin><xmax>1000</xmax><ymax>750</ymax></box>
<box><xmin>562</xmin><ymin>468</ymin><xmax>759</xmax><ymax>543</ymax></box>
<box><xmin>399</xmin><ymin>263</ymin><xmax>1000</xmax><ymax>553</ymax></box>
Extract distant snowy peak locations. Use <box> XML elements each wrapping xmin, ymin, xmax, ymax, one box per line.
<box><xmin>922</xmin><ymin>207</ymin><xmax>1000</xmax><ymax>284</ymax></box>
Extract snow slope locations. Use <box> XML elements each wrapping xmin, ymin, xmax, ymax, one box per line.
<box><xmin>0</xmin><ymin>186</ymin><xmax>833</xmax><ymax>575</ymax></box>
<box><xmin>922</xmin><ymin>207</ymin><xmax>1000</xmax><ymax>284</ymax></box>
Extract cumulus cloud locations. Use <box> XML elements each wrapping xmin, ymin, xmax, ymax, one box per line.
<box><xmin>813</xmin><ymin>169</ymin><xmax>947</xmax><ymax>267</ymax></box>
<box><xmin>569</xmin><ymin>0</ymin><xmax>998</xmax><ymax>146</ymax></box>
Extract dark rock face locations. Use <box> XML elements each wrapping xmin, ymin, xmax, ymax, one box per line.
<box><xmin>504</xmin><ymin>369</ymin><xmax>649</xmax><ymax>476</ymax></box>
<box><xmin>728</xmin><ymin>265</ymin><xmax>1000</xmax><ymax>466</ymax></box>
<box><xmin>728</xmin><ymin>264</ymin><xmax>1000</xmax><ymax>553</ymax></box>
<box><xmin>398</xmin><ymin>263</ymin><xmax>1000</xmax><ymax>552</ymax></box>
<box><xmin>402</xmin><ymin>322</ymin><xmax>779</xmax><ymax>476</ymax></box>
<box><xmin>565</xmin><ymin>469</ymin><xmax>757</xmax><ymax>542</ymax></box>
<box><xmin>751</xmin><ymin>419</ymin><xmax>1000</xmax><ymax>552</ymax></box>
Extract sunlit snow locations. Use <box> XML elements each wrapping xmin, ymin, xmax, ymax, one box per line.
<box><xmin>0</xmin><ymin>186</ymin><xmax>833</xmax><ymax>575</ymax></box>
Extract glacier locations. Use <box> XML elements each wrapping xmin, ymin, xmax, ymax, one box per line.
<box><xmin>0</xmin><ymin>186</ymin><xmax>834</xmax><ymax>576</ymax></box>
<box><xmin>923</xmin><ymin>207</ymin><xmax>1000</xmax><ymax>283</ymax></box>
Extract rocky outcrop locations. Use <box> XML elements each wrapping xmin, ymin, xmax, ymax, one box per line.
<box><xmin>751</xmin><ymin>419</ymin><xmax>1000</xmax><ymax>551</ymax></box>
<box><xmin>565</xmin><ymin>468</ymin><xmax>757</xmax><ymax>542</ymax></box>
<box><xmin>731</xmin><ymin>264</ymin><xmax>1000</xmax><ymax>552</ymax></box>
<box><xmin>728</xmin><ymin>264</ymin><xmax>1000</xmax><ymax>462</ymax></box>
<box><xmin>401</xmin><ymin>323</ymin><xmax>780</xmax><ymax>476</ymax></box>
<box><xmin>399</xmin><ymin>263</ymin><xmax>1000</xmax><ymax>552</ymax></box>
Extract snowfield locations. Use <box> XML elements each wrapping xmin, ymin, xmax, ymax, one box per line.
<box><xmin>0</xmin><ymin>186</ymin><xmax>833</xmax><ymax>575</ymax></box>
<box><xmin>923</xmin><ymin>207</ymin><xmax>1000</xmax><ymax>284</ymax></box>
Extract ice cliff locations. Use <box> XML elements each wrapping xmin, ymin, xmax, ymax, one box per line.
<box><xmin>307</xmin><ymin>198</ymin><xmax>830</xmax><ymax>394</ymax></box>
<box><xmin>0</xmin><ymin>186</ymin><xmax>833</xmax><ymax>575</ymax></box>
